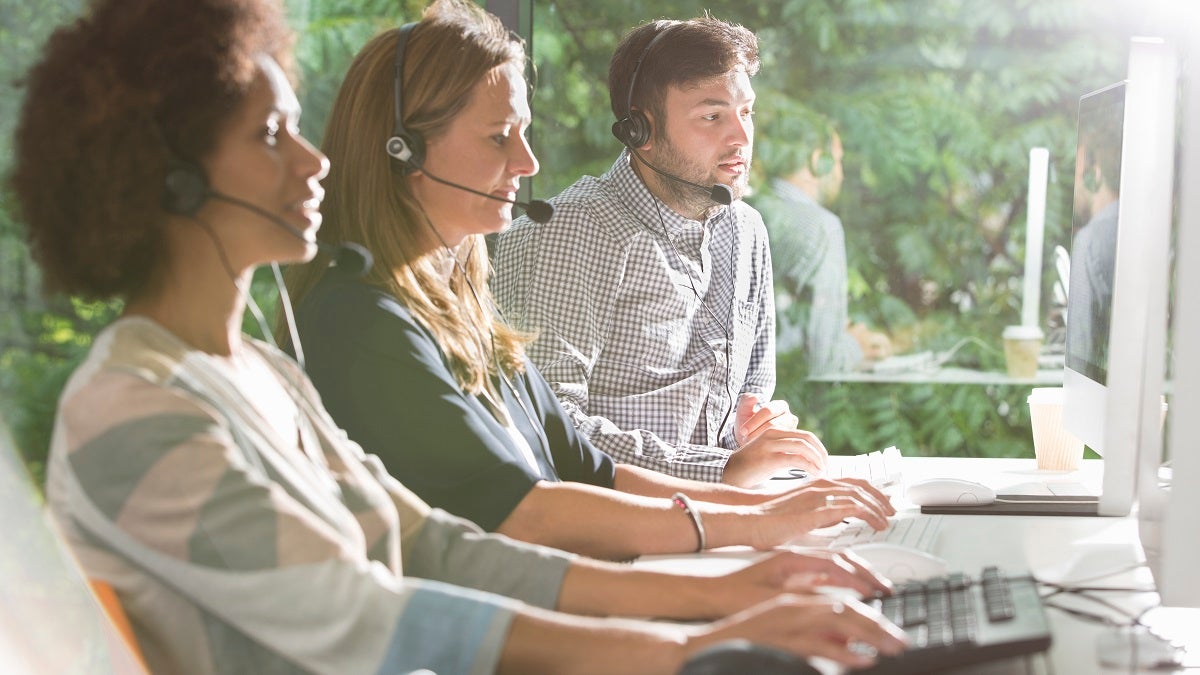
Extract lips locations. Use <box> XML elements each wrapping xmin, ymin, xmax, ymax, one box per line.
<box><xmin>719</xmin><ymin>156</ymin><xmax>747</xmax><ymax>173</ymax></box>
<box><xmin>492</xmin><ymin>184</ymin><xmax>521</xmax><ymax>201</ymax></box>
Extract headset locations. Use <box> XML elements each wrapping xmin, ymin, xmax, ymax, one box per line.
<box><xmin>609</xmin><ymin>22</ymin><xmax>732</xmax><ymax>206</ymax></box>
<box><xmin>162</xmin><ymin>158</ymin><xmax>212</xmax><ymax>217</ymax></box>
<box><xmin>385</xmin><ymin>23</ymin><xmax>424</xmax><ymax>174</ymax></box>
<box><xmin>611</xmin><ymin>23</ymin><xmax>679</xmax><ymax>149</ymax></box>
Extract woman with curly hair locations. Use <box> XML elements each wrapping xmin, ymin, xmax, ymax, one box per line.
<box><xmin>12</xmin><ymin>0</ymin><xmax>905</xmax><ymax>672</ymax></box>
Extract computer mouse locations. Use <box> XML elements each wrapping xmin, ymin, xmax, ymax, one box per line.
<box><xmin>905</xmin><ymin>477</ymin><xmax>997</xmax><ymax>507</ymax></box>
<box><xmin>848</xmin><ymin>542</ymin><xmax>950</xmax><ymax>582</ymax></box>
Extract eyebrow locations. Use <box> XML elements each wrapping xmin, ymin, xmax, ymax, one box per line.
<box><xmin>691</xmin><ymin>96</ymin><xmax>755</xmax><ymax>110</ymax></box>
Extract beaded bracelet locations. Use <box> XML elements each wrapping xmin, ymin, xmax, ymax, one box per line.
<box><xmin>671</xmin><ymin>492</ymin><xmax>707</xmax><ymax>552</ymax></box>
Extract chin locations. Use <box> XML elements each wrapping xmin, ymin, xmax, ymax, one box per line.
<box><xmin>477</xmin><ymin>208</ymin><xmax>513</xmax><ymax>234</ymax></box>
<box><xmin>277</xmin><ymin>240</ymin><xmax>319</xmax><ymax>266</ymax></box>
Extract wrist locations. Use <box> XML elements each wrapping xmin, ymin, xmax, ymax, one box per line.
<box><xmin>671</xmin><ymin>492</ymin><xmax>707</xmax><ymax>552</ymax></box>
<box><xmin>700</xmin><ymin>504</ymin><xmax>764</xmax><ymax>549</ymax></box>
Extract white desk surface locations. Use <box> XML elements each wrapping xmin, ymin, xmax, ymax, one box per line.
<box><xmin>807</xmin><ymin>367</ymin><xmax>1064</xmax><ymax>386</ymax></box>
<box><xmin>635</xmin><ymin>457</ymin><xmax>1200</xmax><ymax>674</ymax></box>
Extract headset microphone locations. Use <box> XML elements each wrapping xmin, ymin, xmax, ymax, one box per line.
<box><xmin>207</xmin><ymin>192</ymin><xmax>373</xmax><ymax>277</ymax></box>
<box><xmin>418</xmin><ymin>167</ymin><xmax>555</xmax><ymax>224</ymax></box>
<box><xmin>162</xmin><ymin>159</ymin><xmax>372</xmax><ymax>277</ymax></box>
<box><xmin>623</xmin><ymin>145</ymin><xmax>733</xmax><ymax>206</ymax></box>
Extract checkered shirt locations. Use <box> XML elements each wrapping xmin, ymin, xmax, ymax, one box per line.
<box><xmin>753</xmin><ymin>178</ymin><xmax>861</xmax><ymax>375</ymax></box>
<box><xmin>494</xmin><ymin>151</ymin><xmax>776</xmax><ymax>482</ymax></box>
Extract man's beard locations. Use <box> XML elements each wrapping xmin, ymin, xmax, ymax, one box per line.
<box><xmin>647</xmin><ymin>134</ymin><xmax>751</xmax><ymax>217</ymax></box>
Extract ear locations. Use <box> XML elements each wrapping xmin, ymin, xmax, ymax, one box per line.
<box><xmin>639</xmin><ymin>108</ymin><xmax>657</xmax><ymax>151</ymax></box>
<box><xmin>809</xmin><ymin>148</ymin><xmax>824</xmax><ymax>171</ymax></box>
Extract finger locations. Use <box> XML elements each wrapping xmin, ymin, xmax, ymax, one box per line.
<box><xmin>826</xmin><ymin>551</ymin><xmax>895</xmax><ymax>595</ymax></box>
<box><xmin>784</xmin><ymin>602</ymin><xmax>907</xmax><ymax>666</ymax></box>
<box><xmin>835</xmin><ymin>478</ymin><xmax>897</xmax><ymax>515</ymax></box>
<box><xmin>823</xmin><ymin>493</ymin><xmax>891</xmax><ymax>530</ymax></box>
<box><xmin>803</xmin><ymin>477</ymin><xmax>893</xmax><ymax>514</ymax></box>
<box><xmin>801</xmin><ymin>433</ymin><xmax>830</xmax><ymax>469</ymax></box>
<box><xmin>820</xmin><ymin>475</ymin><xmax>897</xmax><ymax>516</ymax></box>
<box><xmin>738</xmin><ymin>400</ymin><xmax>794</xmax><ymax>440</ymax></box>
<box><xmin>733</xmin><ymin>394</ymin><xmax>763</xmax><ymax>444</ymax></box>
<box><xmin>775</xmin><ymin>551</ymin><xmax>892</xmax><ymax>596</ymax></box>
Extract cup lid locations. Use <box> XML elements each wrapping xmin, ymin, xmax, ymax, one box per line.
<box><xmin>1004</xmin><ymin>324</ymin><xmax>1044</xmax><ymax>340</ymax></box>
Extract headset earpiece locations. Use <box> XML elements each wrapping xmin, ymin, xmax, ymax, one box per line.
<box><xmin>812</xmin><ymin>149</ymin><xmax>835</xmax><ymax>178</ymax></box>
<box><xmin>162</xmin><ymin>158</ymin><xmax>210</xmax><ymax>216</ymax></box>
<box><xmin>385</xmin><ymin>22</ymin><xmax>425</xmax><ymax>174</ymax></box>
<box><xmin>611</xmin><ymin>24</ymin><xmax>676</xmax><ymax>150</ymax></box>
<box><xmin>612</xmin><ymin>113</ymin><xmax>652</xmax><ymax>148</ymax></box>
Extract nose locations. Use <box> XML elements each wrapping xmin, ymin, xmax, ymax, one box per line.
<box><xmin>293</xmin><ymin>132</ymin><xmax>329</xmax><ymax>181</ymax></box>
<box><xmin>728</xmin><ymin>114</ymin><xmax>752</xmax><ymax>148</ymax></box>
<box><xmin>510</xmin><ymin>133</ymin><xmax>539</xmax><ymax>178</ymax></box>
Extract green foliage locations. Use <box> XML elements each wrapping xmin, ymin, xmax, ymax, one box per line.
<box><xmin>0</xmin><ymin>0</ymin><xmax>1182</xmax><ymax>482</ymax></box>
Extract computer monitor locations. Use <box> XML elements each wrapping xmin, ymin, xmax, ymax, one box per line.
<box><xmin>1137</xmin><ymin>48</ymin><xmax>1198</xmax><ymax>608</ymax></box>
<box><xmin>1063</xmin><ymin>37</ymin><xmax>1179</xmax><ymax>517</ymax></box>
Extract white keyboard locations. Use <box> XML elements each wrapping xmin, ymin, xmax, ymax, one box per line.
<box><xmin>825</xmin><ymin>446</ymin><xmax>904</xmax><ymax>487</ymax></box>
<box><xmin>827</xmin><ymin>514</ymin><xmax>944</xmax><ymax>550</ymax></box>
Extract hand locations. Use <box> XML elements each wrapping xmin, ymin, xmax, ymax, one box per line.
<box><xmin>721</xmin><ymin>427</ymin><xmax>829</xmax><ymax>487</ymax></box>
<box><xmin>743</xmin><ymin>479</ymin><xmax>898</xmax><ymax>548</ymax></box>
<box><xmin>686</xmin><ymin>594</ymin><xmax>907</xmax><ymax>669</ymax></box>
<box><xmin>734</xmin><ymin>393</ymin><xmax>800</xmax><ymax>446</ymax></box>
<box><xmin>709</xmin><ymin>549</ymin><xmax>894</xmax><ymax>614</ymax></box>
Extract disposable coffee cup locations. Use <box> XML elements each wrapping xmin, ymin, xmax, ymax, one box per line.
<box><xmin>1028</xmin><ymin>387</ymin><xmax>1084</xmax><ymax>471</ymax></box>
<box><xmin>1003</xmin><ymin>325</ymin><xmax>1044</xmax><ymax>379</ymax></box>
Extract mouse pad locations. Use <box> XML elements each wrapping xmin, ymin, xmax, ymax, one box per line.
<box><xmin>920</xmin><ymin>494</ymin><xmax>1100</xmax><ymax>517</ymax></box>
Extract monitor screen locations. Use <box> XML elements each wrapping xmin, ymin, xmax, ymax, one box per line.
<box><xmin>1065</xmin><ymin>82</ymin><xmax>1125</xmax><ymax>386</ymax></box>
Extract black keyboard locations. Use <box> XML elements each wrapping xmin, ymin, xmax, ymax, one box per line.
<box><xmin>856</xmin><ymin>567</ymin><xmax>1051</xmax><ymax>674</ymax></box>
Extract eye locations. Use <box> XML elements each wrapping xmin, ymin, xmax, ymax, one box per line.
<box><xmin>702</xmin><ymin>113</ymin><xmax>720</xmax><ymax>122</ymax></box>
<box><xmin>491</xmin><ymin>133</ymin><xmax>508</xmax><ymax>146</ymax></box>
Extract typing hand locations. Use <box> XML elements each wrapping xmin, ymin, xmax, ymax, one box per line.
<box><xmin>734</xmin><ymin>394</ymin><xmax>800</xmax><ymax>447</ymax></box>
<box><xmin>686</xmin><ymin>594</ymin><xmax>906</xmax><ymax>670</ymax></box>
<box><xmin>746</xmin><ymin>479</ymin><xmax>897</xmax><ymax>546</ymax></box>
<box><xmin>717</xmin><ymin>549</ymin><xmax>894</xmax><ymax>609</ymax></box>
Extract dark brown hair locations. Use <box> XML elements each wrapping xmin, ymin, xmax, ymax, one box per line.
<box><xmin>608</xmin><ymin>16</ymin><xmax>759</xmax><ymax>133</ymax></box>
<box><xmin>10</xmin><ymin>0</ymin><xmax>293</xmax><ymax>300</ymax></box>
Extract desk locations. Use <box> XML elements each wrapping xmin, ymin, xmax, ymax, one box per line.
<box><xmin>808</xmin><ymin>367</ymin><xmax>1063</xmax><ymax>386</ymax></box>
<box><xmin>636</xmin><ymin>458</ymin><xmax>1200</xmax><ymax>674</ymax></box>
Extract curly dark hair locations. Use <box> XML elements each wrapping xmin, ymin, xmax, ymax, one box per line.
<box><xmin>10</xmin><ymin>0</ymin><xmax>294</xmax><ymax>300</ymax></box>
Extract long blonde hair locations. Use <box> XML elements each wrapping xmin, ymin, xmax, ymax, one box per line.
<box><xmin>285</xmin><ymin>0</ymin><xmax>529</xmax><ymax>394</ymax></box>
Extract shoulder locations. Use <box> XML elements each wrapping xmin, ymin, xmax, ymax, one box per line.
<box><xmin>298</xmin><ymin>271</ymin><xmax>429</xmax><ymax>346</ymax></box>
<box><xmin>732</xmin><ymin>200</ymin><xmax>771</xmax><ymax>244</ymax></box>
<box><xmin>500</xmin><ymin>173</ymin><xmax>645</xmax><ymax>257</ymax></box>
<box><xmin>54</xmin><ymin>323</ymin><xmax>232</xmax><ymax>472</ymax></box>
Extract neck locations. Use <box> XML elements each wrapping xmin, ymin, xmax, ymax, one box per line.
<box><xmin>123</xmin><ymin>227</ymin><xmax>249</xmax><ymax>357</ymax></box>
<box><xmin>630</xmin><ymin>156</ymin><xmax>710</xmax><ymax>221</ymax></box>
<box><xmin>783</xmin><ymin>169</ymin><xmax>821</xmax><ymax>204</ymax></box>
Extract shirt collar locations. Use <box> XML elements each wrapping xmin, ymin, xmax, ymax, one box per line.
<box><xmin>607</xmin><ymin>149</ymin><xmax>730</xmax><ymax>236</ymax></box>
